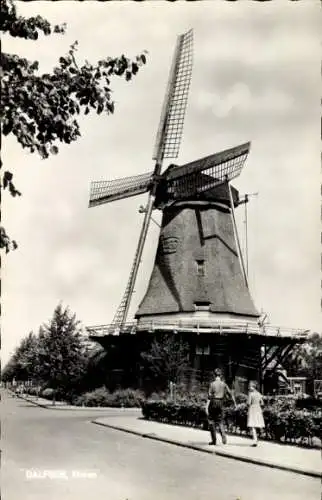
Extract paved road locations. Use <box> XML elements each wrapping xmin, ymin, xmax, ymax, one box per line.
<box><xmin>2</xmin><ymin>391</ymin><xmax>319</xmax><ymax>500</ymax></box>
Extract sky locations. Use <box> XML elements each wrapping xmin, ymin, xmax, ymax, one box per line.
<box><xmin>2</xmin><ymin>1</ymin><xmax>321</xmax><ymax>364</ymax></box>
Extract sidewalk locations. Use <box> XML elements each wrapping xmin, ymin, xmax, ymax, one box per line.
<box><xmin>93</xmin><ymin>415</ymin><xmax>321</xmax><ymax>479</ymax></box>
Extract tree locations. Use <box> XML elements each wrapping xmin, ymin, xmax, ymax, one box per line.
<box><xmin>284</xmin><ymin>332</ymin><xmax>322</xmax><ymax>381</ymax></box>
<box><xmin>37</xmin><ymin>304</ymin><xmax>87</xmax><ymax>400</ymax></box>
<box><xmin>1</xmin><ymin>0</ymin><xmax>147</xmax><ymax>251</ymax></box>
<box><xmin>2</xmin><ymin>307</ymin><xmax>92</xmax><ymax>399</ymax></box>
<box><xmin>1</xmin><ymin>356</ymin><xmax>18</xmax><ymax>382</ymax></box>
<box><xmin>1</xmin><ymin>331</ymin><xmax>40</xmax><ymax>382</ymax></box>
<box><xmin>80</xmin><ymin>346</ymin><xmax>110</xmax><ymax>391</ymax></box>
<box><xmin>141</xmin><ymin>334</ymin><xmax>190</xmax><ymax>389</ymax></box>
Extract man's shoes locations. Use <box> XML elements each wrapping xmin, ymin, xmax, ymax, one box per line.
<box><xmin>251</xmin><ymin>442</ymin><xmax>258</xmax><ymax>447</ymax></box>
<box><xmin>209</xmin><ymin>441</ymin><xmax>216</xmax><ymax>446</ymax></box>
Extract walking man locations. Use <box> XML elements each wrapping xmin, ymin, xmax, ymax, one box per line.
<box><xmin>206</xmin><ymin>368</ymin><xmax>236</xmax><ymax>445</ymax></box>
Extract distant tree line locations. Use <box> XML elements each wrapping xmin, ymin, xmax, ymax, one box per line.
<box><xmin>1</xmin><ymin>304</ymin><xmax>92</xmax><ymax>400</ymax></box>
<box><xmin>1</xmin><ymin>303</ymin><xmax>190</xmax><ymax>400</ymax></box>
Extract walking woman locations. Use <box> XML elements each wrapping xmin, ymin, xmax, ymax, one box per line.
<box><xmin>247</xmin><ymin>381</ymin><xmax>265</xmax><ymax>446</ymax></box>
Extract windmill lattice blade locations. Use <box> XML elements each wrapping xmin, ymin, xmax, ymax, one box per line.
<box><xmin>153</xmin><ymin>29</ymin><xmax>193</xmax><ymax>162</ymax></box>
<box><xmin>109</xmin><ymin>235</ymin><xmax>143</xmax><ymax>328</ymax></box>
<box><xmin>165</xmin><ymin>142</ymin><xmax>251</xmax><ymax>198</ymax></box>
<box><xmin>89</xmin><ymin>171</ymin><xmax>153</xmax><ymax>207</ymax></box>
<box><xmin>110</xmin><ymin>193</ymin><xmax>156</xmax><ymax>328</ymax></box>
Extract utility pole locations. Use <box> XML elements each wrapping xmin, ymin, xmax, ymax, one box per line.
<box><xmin>239</xmin><ymin>192</ymin><xmax>258</xmax><ymax>279</ymax></box>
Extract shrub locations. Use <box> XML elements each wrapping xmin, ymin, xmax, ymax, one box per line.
<box><xmin>296</xmin><ymin>397</ymin><xmax>322</xmax><ymax>411</ymax></box>
<box><xmin>74</xmin><ymin>387</ymin><xmax>110</xmax><ymax>407</ymax></box>
<box><xmin>225</xmin><ymin>403</ymin><xmax>249</xmax><ymax>433</ymax></box>
<box><xmin>108</xmin><ymin>388</ymin><xmax>145</xmax><ymax>408</ymax></box>
<box><xmin>141</xmin><ymin>400</ymin><xmax>208</xmax><ymax>428</ymax></box>
<box><xmin>141</xmin><ymin>398</ymin><xmax>321</xmax><ymax>447</ymax></box>
<box><xmin>74</xmin><ymin>387</ymin><xmax>145</xmax><ymax>407</ymax></box>
<box><xmin>40</xmin><ymin>388</ymin><xmax>55</xmax><ymax>400</ymax></box>
<box><xmin>148</xmin><ymin>391</ymin><xmax>168</xmax><ymax>401</ymax></box>
<box><xmin>24</xmin><ymin>386</ymin><xmax>40</xmax><ymax>396</ymax></box>
<box><xmin>263</xmin><ymin>407</ymin><xmax>288</xmax><ymax>442</ymax></box>
<box><xmin>235</xmin><ymin>393</ymin><xmax>248</xmax><ymax>405</ymax></box>
<box><xmin>264</xmin><ymin>395</ymin><xmax>296</xmax><ymax>412</ymax></box>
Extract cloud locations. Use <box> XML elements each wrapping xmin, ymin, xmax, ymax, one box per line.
<box><xmin>196</xmin><ymin>83</ymin><xmax>294</xmax><ymax>119</ymax></box>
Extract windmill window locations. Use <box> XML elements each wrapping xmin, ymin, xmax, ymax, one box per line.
<box><xmin>196</xmin><ymin>344</ymin><xmax>210</xmax><ymax>356</ymax></box>
<box><xmin>196</xmin><ymin>259</ymin><xmax>205</xmax><ymax>276</ymax></box>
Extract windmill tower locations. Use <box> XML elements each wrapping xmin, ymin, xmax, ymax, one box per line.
<box><xmin>135</xmin><ymin>143</ymin><xmax>259</xmax><ymax>327</ymax></box>
<box><xmin>87</xmin><ymin>30</ymin><xmax>308</xmax><ymax>392</ymax></box>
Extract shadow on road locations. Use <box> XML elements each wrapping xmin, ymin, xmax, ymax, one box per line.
<box><xmin>16</xmin><ymin>404</ymin><xmax>47</xmax><ymax>408</ymax></box>
<box><xmin>225</xmin><ymin>443</ymin><xmax>252</xmax><ymax>447</ymax></box>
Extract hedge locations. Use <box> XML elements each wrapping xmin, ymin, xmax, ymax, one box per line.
<box><xmin>22</xmin><ymin>385</ymin><xmax>145</xmax><ymax>407</ymax></box>
<box><xmin>73</xmin><ymin>387</ymin><xmax>145</xmax><ymax>407</ymax></box>
<box><xmin>20</xmin><ymin>386</ymin><xmax>40</xmax><ymax>397</ymax></box>
<box><xmin>295</xmin><ymin>397</ymin><xmax>322</xmax><ymax>411</ymax></box>
<box><xmin>141</xmin><ymin>399</ymin><xmax>321</xmax><ymax>447</ymax></box>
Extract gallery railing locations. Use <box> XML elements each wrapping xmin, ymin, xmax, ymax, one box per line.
<box><xmin>86</xmin><ymin>319</ymin><xmax>309</xmax><ymax>340</ymax></box>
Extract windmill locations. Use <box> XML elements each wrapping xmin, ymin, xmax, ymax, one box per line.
<box><xmin>89</xmin><ymin>29</ymin><xmax>255</xmax><ymax>332</ymax></box>
<box><xmin>87</xmin><ymin>30</ymin><xmax>308</xmax><ymax>391</ymax></box>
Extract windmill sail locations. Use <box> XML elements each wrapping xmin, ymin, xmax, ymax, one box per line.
<box><xmin>88</xmin><ymin>30</ymin><xmax>194</xmax><ymax>331</ymax></box>
<box><xmin>153</xmin><ymin>29</ymin><xmax>193</xmax><ymax>163</ymax></box>
<box><xmin>109</xmin><ymin>29</ymin><xmax>194</xmax><ymax>328</ymax></box>
<box><xmin>163</xmin><ymin>142</ymin><xmax>250</xmax><ymax>199</ymax></box>
<box><xmin>89</xmin><ymin>171</ymin><xmax>153</xmax><ymax>207</ymax></box>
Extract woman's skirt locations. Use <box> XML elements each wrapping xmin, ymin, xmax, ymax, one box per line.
<box><xmin>247</xmin><ymin>405</ymin><xmax>265</xmax><ymax>428</ymax></box>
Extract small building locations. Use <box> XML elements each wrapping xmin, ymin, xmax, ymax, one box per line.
<box><xmin>288</xmin><ymin>377</ymin><xmax>307</xmax><ymax>396</ymax></box>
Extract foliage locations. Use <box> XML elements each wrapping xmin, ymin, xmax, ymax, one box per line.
<box><xmin>23</xmin><ymin>385</ymin><xmax>40</xmax><ymax>396</ymax></box>
<box><xmin>141</xmin><ymin>335</ymin><xmax>190</xmax><ymax>388</ymax></box>
<box><xmin>147</xmin><ymin>386</ymin><xmax>246</xmax><ymax>406</ymax></box>
<box><xmin>284</xmin><ymin>332</ymin><xmax>322</xmax><ymax>381</ymax></box>
<box><xmin>80</xmin><ymin>346</ymin><xmax>111</xmax><ymax>391</ymax></box>
<box><xmin>170</xmin><ymin>384</ymin><xmax>208</xmax><ymax>404</ymax></box>
<box><xmin>295</xmin><ymin>397</ymin><xmax>322</xmax><ymax>410</ymax></box>
<box><xmin>40</xmin><ymin>387</ymin><xmax>55</xmax><ymax>400</ymax></box>
<box><xmin>263</xmin><ymin>395</ymin><xmax>297</xmax><ymax>412</ymax></box>
<box><xmin>36</xmin><ymin>304</ymin><xmax>87</xmax><ymax>393</ymax></box>
<box><xmin>235</xmin><ymin>393</ymin><xmax>249</xmax><ymax>405</ymax></box>
<box><xmin>2</xmin><ymin>303</ymin><xmax>88</xmax><ymax>399</ymax></box>
<box><xmin>141</xmin><ymin>397</ymin><xmax>321</xmax><ymax>448</ymax></box>
<box><xmin>73</xmin><ymin>387</ymin><xmax>145</xmax><ymax>408</ymax></box>
<box><xmin>148</xmin><ymin>390</ymin><xmax>168</xmax><ymax>401</ymax></box>
<box><xmin>1</xmin><ymin>0</ymin><xmax>147</xmax><ymax>251</ymax></box>
<box><xmin>1</xmin><ymin>331</ymin><xmax>40</xmax><ymax>381</ymax></box>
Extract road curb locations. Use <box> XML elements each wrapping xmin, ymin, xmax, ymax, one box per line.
<box><xmin>93</xmin><ymin>420</ymin><xmax>215</xmax><ymax>455</ymax></box>
<box><xmin>10</xmin><ymin>391</ymin><xmax>50</xmax><ymax>409</ymax></box>
<box><xmin>92</xmin><ymin>420</ymin><xmax>321</xmax><ymax>479</ymax></box>
<box><xmin>10</xmin><ymin>391</ymin><xmax>72</xmax><ymax>410</ymax></box>
<box><xmin>9</xmin><ymin>391</ymin><xmax>140</xmax><ymax>412</ymax></box>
